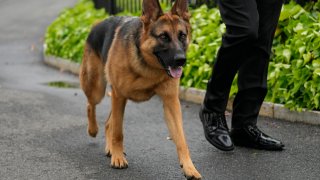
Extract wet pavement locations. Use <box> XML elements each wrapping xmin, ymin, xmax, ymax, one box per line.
<box><xmin>0</xmin><ymin>0</ymin><xmax>319</xmax><ymax>179</ymax></box>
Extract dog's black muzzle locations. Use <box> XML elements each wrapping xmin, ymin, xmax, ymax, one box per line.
<box><xmin>173</xmin><ymin>52</ymin><xmax>187</xmax><ymax>67</ymax></box>
<box><xmin>154</xmin><ymin>49</ymin><xmax>186</xmax><ymax>78</ymax></box>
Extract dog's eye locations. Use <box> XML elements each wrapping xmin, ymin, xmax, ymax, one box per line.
<box><xmin>179</xmin><ymin>32</ymin><xmax>187</xmax><ymax>41</ymax></box>
<box><xmin>159</xmin><ymin>33</ymin><xmax>170</xmax><ymax>42</ymax></box>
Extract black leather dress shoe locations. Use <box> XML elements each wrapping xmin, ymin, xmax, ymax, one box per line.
<box><xmin>199</xmin><ymin>106</ymin><xmax>234</xmax><ymax>151</ymax></box>
<box><xmin>230</xmin><ymin>125</ymin><xmax>284</xmax><ymax>151</ymax></box>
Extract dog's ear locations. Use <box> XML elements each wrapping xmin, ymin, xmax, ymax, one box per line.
<box><xmin>171</xmin><ymin>0</ymin><xmax>190</xmax><ymax>22</ymax></box>
<box><xmin>141</xmin><ymin>0</ymin><xmax>163</xmax><ymax>24</ymax></box>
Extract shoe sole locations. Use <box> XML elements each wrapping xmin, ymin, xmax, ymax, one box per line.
<box><xmin>232</xmin><ymin>141</ymin><xmax>284</xmax><ymax>151</ymax></box>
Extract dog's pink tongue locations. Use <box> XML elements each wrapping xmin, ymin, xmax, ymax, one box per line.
<box><xmin>169</xmin><ymin>66</ymin><xmax>183</xmax><ymax>78</ymax></box>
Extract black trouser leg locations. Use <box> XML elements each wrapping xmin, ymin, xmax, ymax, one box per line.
<box><xmin>232</xmin><ymin>87</ymin><xmax>267</xmax><ymax>128</ymax></box>
<box><xmin>204</xmin><ymin>0</ymin><xmax>283</xmax><ymax>125</ymax></box>
<box><xmin>232</xmin><ymin>0</ymin><xmax>283</xmax><ymax>128</ymax></box>
<box><xmin>204</xmin><ymin>0</ymin><xmax>259</xmax><ymax>113</ymax></box>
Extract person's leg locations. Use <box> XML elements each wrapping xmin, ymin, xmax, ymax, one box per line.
<box><xmin>203</xmin><ymin>0</ymin><xmax>259</xmax><ymax>113</ymax></box>
<box><xmin>231</xmin><ymin>0</ymin><xmax>284</xmax><ymax>150</ymax></box>
<box><xmin>231</xmin><ymin>49</ymin><xmax>269</xmax><ymax>128</ymax></box>
<box><xmin>200</xmin><ymin>0</ymin><xmax>259</xmax><ymax>151</ymax></box>
<box><xmin>232</xmin><ymin>0</ymin><xmax>283</xmax><ymax>128</ymax></box>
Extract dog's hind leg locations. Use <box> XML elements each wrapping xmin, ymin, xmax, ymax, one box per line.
<box><xmin>105</xmin><ymin>111</ymin><xmax>112</xmax><ymax>156</ymax></box>
<box><xmin>80</xmin><ymin>44</ymin><xmax>107</xmax><ymax>137</ymax></box>
<box><xmin>106</xmin><ymin>88</ymin><xmax>128</xmax><ymax>169</ymax></box>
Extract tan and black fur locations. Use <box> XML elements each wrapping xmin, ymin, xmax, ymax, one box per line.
<box><xmin>79</xmin><ymin>0</ymin><xmax>201</xmax><ymax>179</ymax></box>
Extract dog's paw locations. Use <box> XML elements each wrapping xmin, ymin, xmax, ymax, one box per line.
<box><xmin>181</xmin><ymin>164</ymin><xmax>202</xmax><ymax>180</ymax></box>
<box><xmin>87</xmin><ymin>125</ymin><xmax>98</xmax><ymax>137</ymax></box>
<box><xmin>184</xmin><ymin>174</ymin><xmax>202</xmax><ymax>180</ymax></box>
<box><xmin>110</xmin><ymin>153</ymin><xmax>128</xmax><ymax>169</ymax></box>
<box><xmin>105</xmin><ymin>147</ymin><xmax>112</xmax><ymax>157</ymax></box>
<box><xmin>106</xmin><ymin>150</ymin><xmax>112</xmax><ymax>157</ymax></box>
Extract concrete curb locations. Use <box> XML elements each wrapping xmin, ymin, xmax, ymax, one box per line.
<box><xmin>43</xmin><ymin>54</ymin><xmax>320</xmax><ymax>125</ymax></box>
<box><xmin>44</xmin><ymin>55</ymin><xmax>80</xmax><ymax>75</ymax></box>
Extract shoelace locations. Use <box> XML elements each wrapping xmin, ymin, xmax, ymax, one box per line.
<box><xmin>216</xmin><ymin>113</ymin><xmax>229</xmax><ymax>131</ymax></box>
<box><xmin>204</xmin><ymin>112</ymin><xmax>229</xmax><ymax>131</ymax></box>
<box><xmin>247</xmin><ymin>125</ymin><xmax>262</xmax><ymax>137</ymax></box>
<box><xmin>246</xmin><ymin>125</ymin><xmax>281</xmax><ymax>145</ymax></box>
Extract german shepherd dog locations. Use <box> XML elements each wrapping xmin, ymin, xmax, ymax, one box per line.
<box><xmin>79</xmin><ymin>0</ymin><xmax>201</xmax><ymax>179</ymax></box>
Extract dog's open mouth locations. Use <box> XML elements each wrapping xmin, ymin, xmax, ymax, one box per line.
<box><xmin>167</xmin><ymin>66</ymin><xmax>183</xmax><ymax>78</ymax></box>
<box><xmin>155</xmin><ymin>54</ymin><xmax>184</xmax><ymax>79</ymax></box>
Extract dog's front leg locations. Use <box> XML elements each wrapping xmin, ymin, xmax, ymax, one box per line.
<box><xmin>107</xmin><ymin>88</ymin><xmax>128</xmax><ymax>169</ymax></box>
<box><xmin>161</xmin><ymin>94</ymin><xmax>202</xmax><ymax>180</ymax></box>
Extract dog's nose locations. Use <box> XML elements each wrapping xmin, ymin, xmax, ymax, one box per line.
<box><xmin>174</xmin><ymin>52</ymin><xmax>186</xmax><ymax>66</ymax></box>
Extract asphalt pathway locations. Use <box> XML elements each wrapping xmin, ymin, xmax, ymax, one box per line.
<box><xmin>0</xmin><ymin>0</ymin><xmax>319</xmax><ymax>179</ymax></box>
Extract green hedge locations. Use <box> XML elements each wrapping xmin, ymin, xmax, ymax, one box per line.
<box><xmin>44</xmin><ymin>0</ymin><xmax>320</xmax><ymax>111</ymax></box>
<box><xmin>267</xmin><ymin>1</ymin><xmax>320</xmax><ymax>111</ymax></box>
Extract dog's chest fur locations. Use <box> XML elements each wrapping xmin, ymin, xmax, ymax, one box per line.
<box><xmin>109</xmin><ymin>67</ymin><xmax>171</xmax><ymax>102</ymax></box>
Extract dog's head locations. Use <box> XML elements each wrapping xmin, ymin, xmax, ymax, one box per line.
<box><xmin>140</xmin><ymin>0</ymin><xmax>191</xmax><ymax>79</ymax></box>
